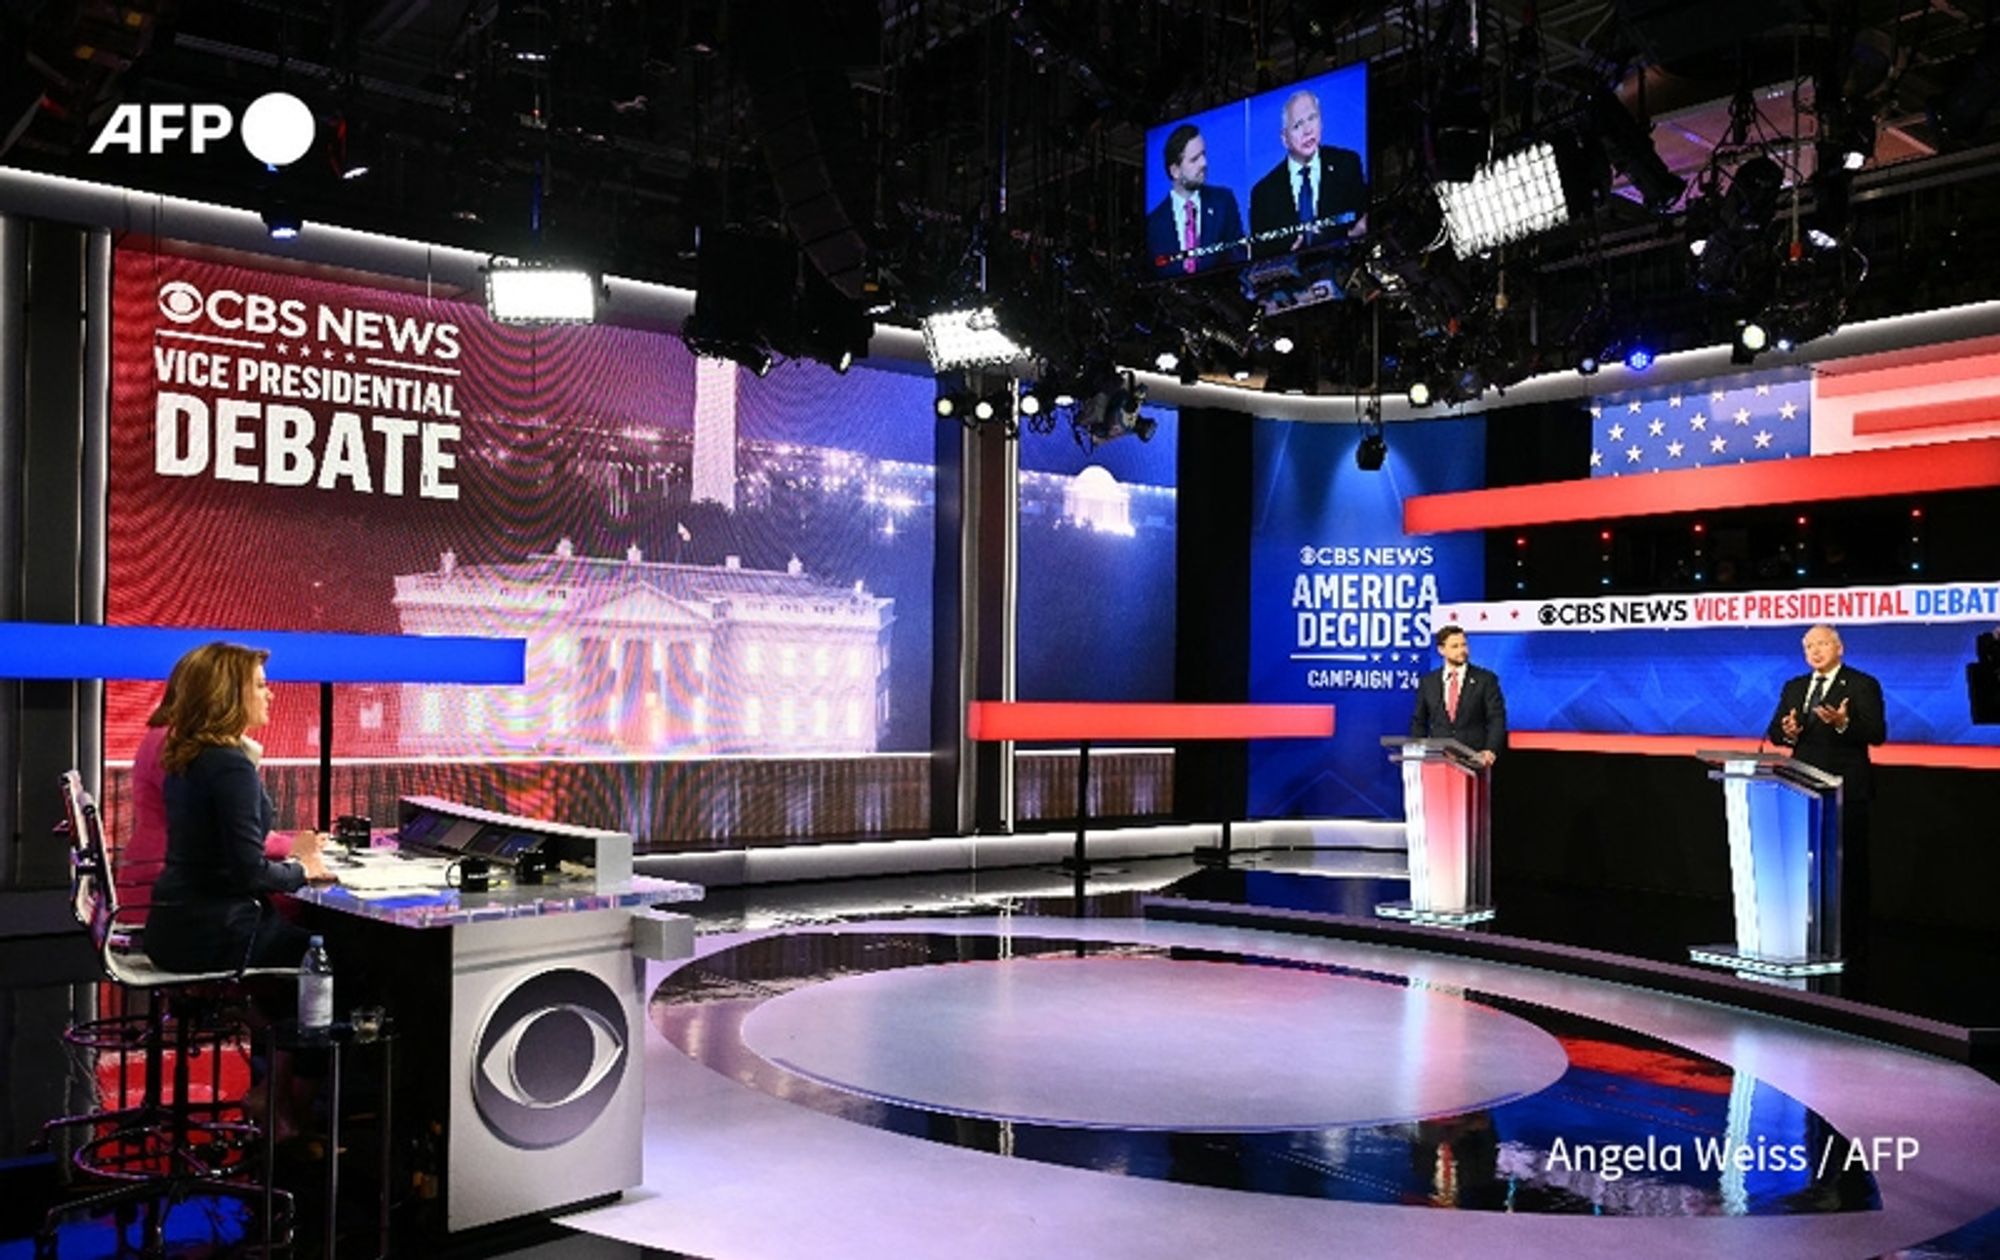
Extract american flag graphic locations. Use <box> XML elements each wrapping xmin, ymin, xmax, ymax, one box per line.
<box><xmin>1590</xmin><ymin>369</ymin><xmax>1812</xmax><ymax>476</ymax></box>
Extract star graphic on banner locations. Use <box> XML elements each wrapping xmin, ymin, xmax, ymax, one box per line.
<box><xmin>1607</xmin><ymin>423</ymin><xmax>1625</xmax><ymax>441</ymax></box>
<box><xmin>1754</xmin><ymin>430</ymin><xmax>1774</xmax><ymax>448</ymax></box>
<box><xmin>1590</xmin><ymin>405</ymin><xmax>1603</xmax><ymax>418</ymax></box>
<box><xmin>1626</xmin><ymin>445</ymin><xmax>1643</xmax><ymax>463</ymax></box>
<box><xmin>1710</xmin><ymin>435</ymin><xmax>1728</xmax><ymax>453</ymax></box>
<box><xmin>1669</xmin><ymin>394</ymin><xmax>1683</xmax><ymax>408</ymax></box>
<box><xmin>1647</xmin><ymin>418</ymin><xmax>1665</xmax><ymax>436</ymax></box>
<box><xmin>1755</xmin><ymin>383</ymin><xmax>1771</xmax><ymax>396</ymax></box>
<box><xmin>1628</xmin><ymin>400</ymin><xmax>1643</xmax><ymax>413</ymax></box>
<box><xmin>299</xmin><ymin>343</ymin><xmax>316</xmax><ymax>357</ymax></box>
<box><xmin>1690</xmin><ymin>413</ymin><xmax>1707</xmax><ymax>430</ymax></box>
<box><xmin>1590</xmin><ymin>449</ymin><xmax>1603</xmax><ymax>467</ymax></box>
<box><xmin>1779</xmin><ymin>400</ymin><xmax>1798</xmax><ymax>419</ymax></box>
<box><xmin>275</xmin><ymin>342</ymin><xmax>289</xmax><ymax>355</ymax></box>
<box><xmin>1711</xmin><ymin>390</ymin><xmax>1726</xmax><ymax>403</ymax></box>
<box><xmin>322</xmin><ymin>348</ymin><xmax>336</xmax><ymax>361</ymax></box>
<box><xmin>1734</xmin><ymin>407</ymin><xmax>1752</xmax><ymax>425</ymax></box>
<box><xmin>344</xmin><ymin>352</ymin><xmax>357</xmax><ymax>364</ymax></box>
<box><xmin>1666</xmin><ymin>439</ymin><xmax>1685</xmax><ymax>458</ymax></box>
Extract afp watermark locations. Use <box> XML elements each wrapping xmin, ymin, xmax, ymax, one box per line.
<box><xmin>89</xmin><ymin>90</ymin><xmax>317</xmax><ymax>167</ymax></box>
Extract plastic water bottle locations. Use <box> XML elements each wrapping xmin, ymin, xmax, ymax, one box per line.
<box><xmin>298</xmin><ymin>935</ymin><xmax>334</xmax><ymax>1031</ymax></box>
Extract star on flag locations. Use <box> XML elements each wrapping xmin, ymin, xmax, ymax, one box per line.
<box><xmin>1591</xmin><ymin>368</ymin><xmax>1812</xmax><ymax>477</ymax></box>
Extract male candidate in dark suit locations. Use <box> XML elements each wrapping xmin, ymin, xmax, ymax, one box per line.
<box><xmin>1765</xmin><ymin>624</ymin><xmax>1887</xmax><ymax>959</ymax></box>
<box><xmin>1409</xmin><ymin>624</ymin><xmax>1507</xmax><ymax>764</ymax></box>
<box><xmin>1145</xmin><ymin>124</ymin><xmax>1245</xmax><ymax>276</ymax></box>
<box><xmin>1248</xmin><ymin>89</ymin><xmax>1367</xmax><ymax>259</ymax></box>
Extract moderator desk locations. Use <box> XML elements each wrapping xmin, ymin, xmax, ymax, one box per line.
<box><xmin>289</xmin><ymin>840</ymin><xmax>701</xmax><ymax>1236</ymax></box>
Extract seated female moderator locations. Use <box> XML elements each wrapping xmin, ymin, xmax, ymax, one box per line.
<box><xmin>145</xmin><ymin>642</ymin><xmax>334</xmax><ymax>974</ymax></box>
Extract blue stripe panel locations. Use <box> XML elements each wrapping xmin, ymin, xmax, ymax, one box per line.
<box><xmin>0</xmin><ymin>623</ymin><xmax>525</xmax><ymax>684</ymax></box>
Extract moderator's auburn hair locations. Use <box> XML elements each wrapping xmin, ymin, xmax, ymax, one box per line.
<box><xmin>160</xmin><ymin>642</ymin><xmax>269</xmax><ymax>774</ymax></box>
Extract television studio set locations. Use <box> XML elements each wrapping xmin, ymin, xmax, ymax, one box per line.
<box><xmin>1</xmin><ymin>3</ymin><xmax>1998</xmax><ymax>1259</ymax></box>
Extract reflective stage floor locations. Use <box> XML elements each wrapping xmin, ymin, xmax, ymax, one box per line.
<box><xmin>558</xmin><ymin>864</ymin><xmax>2000</xmax><ymax>1260</ymax></box>
<box><xmin>9</xmin><ymin>853</ymin><xmax>1998</xmax><ymax>1260</ymax></box>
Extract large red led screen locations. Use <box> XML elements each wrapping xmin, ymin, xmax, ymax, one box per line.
<box><xmin>107</xmin><ymin>247</ymin><xmax>937</xmax><ymax>799</ymax></box>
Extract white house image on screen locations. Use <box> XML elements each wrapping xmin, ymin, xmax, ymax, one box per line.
<box><xmin>391</xmin><ymin>541</ymin><xmax>895</xmax><ymax>756</ymax></box>
<box><xmin>1062</xmin><ymin>465</ymin><xmax>1137</xmax><ymax>535</ymax></box>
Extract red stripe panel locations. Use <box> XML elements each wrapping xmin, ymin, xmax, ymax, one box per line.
<box><xmin>967</xmin><ymin>702</ymin><xmax>1335</xmax><ymax>742</ymax></box>
<box><xmin>1814</xmin><ymin>342</ymin><xmax>2000</xmax><ymax>399</ymax></box>
<box><xmin>1404</xmin><ymin>438</ymin><xmax>2000</xmax><ymax>534</ymax></box>
<box><xmin>1510</xmin><ymin>730</ymin><xmax>2000</xmax><ymax>770</ymax></box>
<box><xmin>1852</xmin><ymin>393</ymin><xmax>2000</xmax><ymax>435</ymax></box>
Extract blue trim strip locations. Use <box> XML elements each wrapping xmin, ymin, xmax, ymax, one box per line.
<box><xmin>0</xmin><ymin>623</ymin><xmax>526</xmax><ymax>684</ymax></box>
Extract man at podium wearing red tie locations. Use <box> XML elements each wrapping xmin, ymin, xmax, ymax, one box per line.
<box><xmin>1766</xmin><ymin>624</ymin><xmax>1887</xmax><ymax>960</ymax></box>
<box><xmin>1408</xmin><ymin>624</ymin><xmax>1507</xmax><ymax>765</ymax></box>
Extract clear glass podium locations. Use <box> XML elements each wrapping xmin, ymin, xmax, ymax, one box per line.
<box><xmin>1377</xmin><ymin>736</ymin><xmax>1494</xmax><ymax>926</ymax></box>
<box><xmin>1690</xmin><ymin>750</ymin><xmax>1845</xmax><ymax>979</ymax></box>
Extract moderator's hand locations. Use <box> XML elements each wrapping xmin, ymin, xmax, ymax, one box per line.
<box><xmin>292</xmin><ymin>829</ymin><xmax>327</xmax><ymax>861</ymax></box>
<box><xmin>1779</xmin><ymin>708</ymin><xmax>1802</xmax><ymax>741</ymax></box>
<box><xmin>1477</xmin><ymin>749</ymin><xmax>1497</xmax><ymax>767</ymax></box>
<box><xmin>298</xmin><ymin>853</ymin><xmax>340</xmax><ymax>884</ymax></box>
<box><xmin>1815</xmin><ymin>696</ymin><xmax>1851</xmax><ymax>732</ymax></box>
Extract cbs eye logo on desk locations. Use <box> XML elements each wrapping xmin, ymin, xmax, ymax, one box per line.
<box><xmin>473</xmin><ymin>969</ymin><xmax>630</xmax><ymax>1150</ymax></box>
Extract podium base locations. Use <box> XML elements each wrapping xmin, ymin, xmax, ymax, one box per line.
<box><xmin>1373</xmin><ymin>900</ymin><xmax>1495</xmax><ymax>928</ymax></box>
<box><xmin>1688</xmin><ymin>945</ymin><xmax>1844</xmax><ymax>979</ymax></box>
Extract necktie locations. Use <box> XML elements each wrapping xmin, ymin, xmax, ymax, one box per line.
<box><xmin>1445</xmin><ymin>671</ymin><xmax>1461</xmax><ymax>722</ymax></box>
<box><xmin>1182</xmin><ymin>199</ymin><xmax>1198</xmax><ymax>274</ymax></box>
<box><xmin>1296</xmin><ymin>165</ymin><xmax>1314</xmax><ymax>230</ymax></box>
<box><xmin>1805</xmin><ymin>674</ymin><xmax>1827</xmax><ymax>719</ymax></box>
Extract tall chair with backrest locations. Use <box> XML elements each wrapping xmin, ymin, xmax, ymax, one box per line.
<box><xmin>37</xmin><ymin>771</ymin><xmax>293</xmax><ymax>1257</ymax></box>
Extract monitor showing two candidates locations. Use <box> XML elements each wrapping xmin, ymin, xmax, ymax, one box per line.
<box><xmin>1141</xmin><ymin>62</ymin><xmax>1369</xmax><ymax>279</ymax></box>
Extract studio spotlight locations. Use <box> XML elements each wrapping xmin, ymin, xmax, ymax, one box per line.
<box><xmin>1585</xmin><ymin>87</ymin><xmax>1686</xmax><ymax>212</ymax></box>
<box><xmin>1435</xmin><ymin>141</ymin><xmax>1586</xmax><ymax>256</ymax></box>
<box><xmin>973</xmin><ymin>397</ymin><xmax>996</xmax><ymax>422</ymax></box>
<box><xmin>1624</xmin><ymin>346</ymin><xmax>1655</xmax><ymax>371</ymax></box>
<box><xmin>1838</xmin><ymin>116</ymin><xmax>1875</xmax><ymax>170</ymax></box>
<box><xmin>1577</xmin><ymin>354</ymin><xmax>1600</xmax><ymax>376</ymax></box>
<box><xmin>1271</xmin><ymin>334</ymin><xmax>1296</xmax><ymax>355</ymax></box>
<box><xmin>1018</xmin><ymin>388</ymin><xmax>1044</xmax><ymax>417</ymax></box>
<box><xmin>487</xmin><ymin>261</ymin><xmax>601</xmax><ymax>324</ymax></box>
<box><xmin>261</xmin><ymin>205</ymin><xmax>303</xmax><ymax>240</ymax></box>
<box><xmin>1733</xmin><ymin>319</ymin><xmax>1769</xmax><ymax>364</ymax></box>
<box><xmin>920</xmin><ymin>306</ymin><xmax>1032</xmax><ymax>371</ymax></box>
<box><xmin>934</xmin><ymin>393</ymin><xmax>958</xmax><ymax>420</ymax></box>
<box><xmin>1407</xmin><ymin>380</ymin><xmax>1434</xmax><ymax>408</ymax></box>
<box><xmin>1356</xmin><ymin>433</ymin><xmax>1387</xmax><ymax>470</ymax></box>
<box><xmin>1154</xmin><ymin>349</ymin><xmax>1180</xmax><ymax>372</ymax></box>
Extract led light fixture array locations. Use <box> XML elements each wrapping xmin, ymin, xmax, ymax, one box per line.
<box><xmin>1435</xmin><ymin>142</ymin><xmax>1569</xmax><ymax>258</ymax></box>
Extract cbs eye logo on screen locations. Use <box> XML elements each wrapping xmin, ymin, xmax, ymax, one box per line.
<box><xmin>89</xmin><ymin>91</ymin><xmax>318</xmax><ymax>167</ymax></box>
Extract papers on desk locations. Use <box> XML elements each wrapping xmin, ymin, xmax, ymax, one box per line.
<box><xmin>330</xmin><ymin>852</ymin><xmax>455</xmax><ymax>894</ymax></box>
